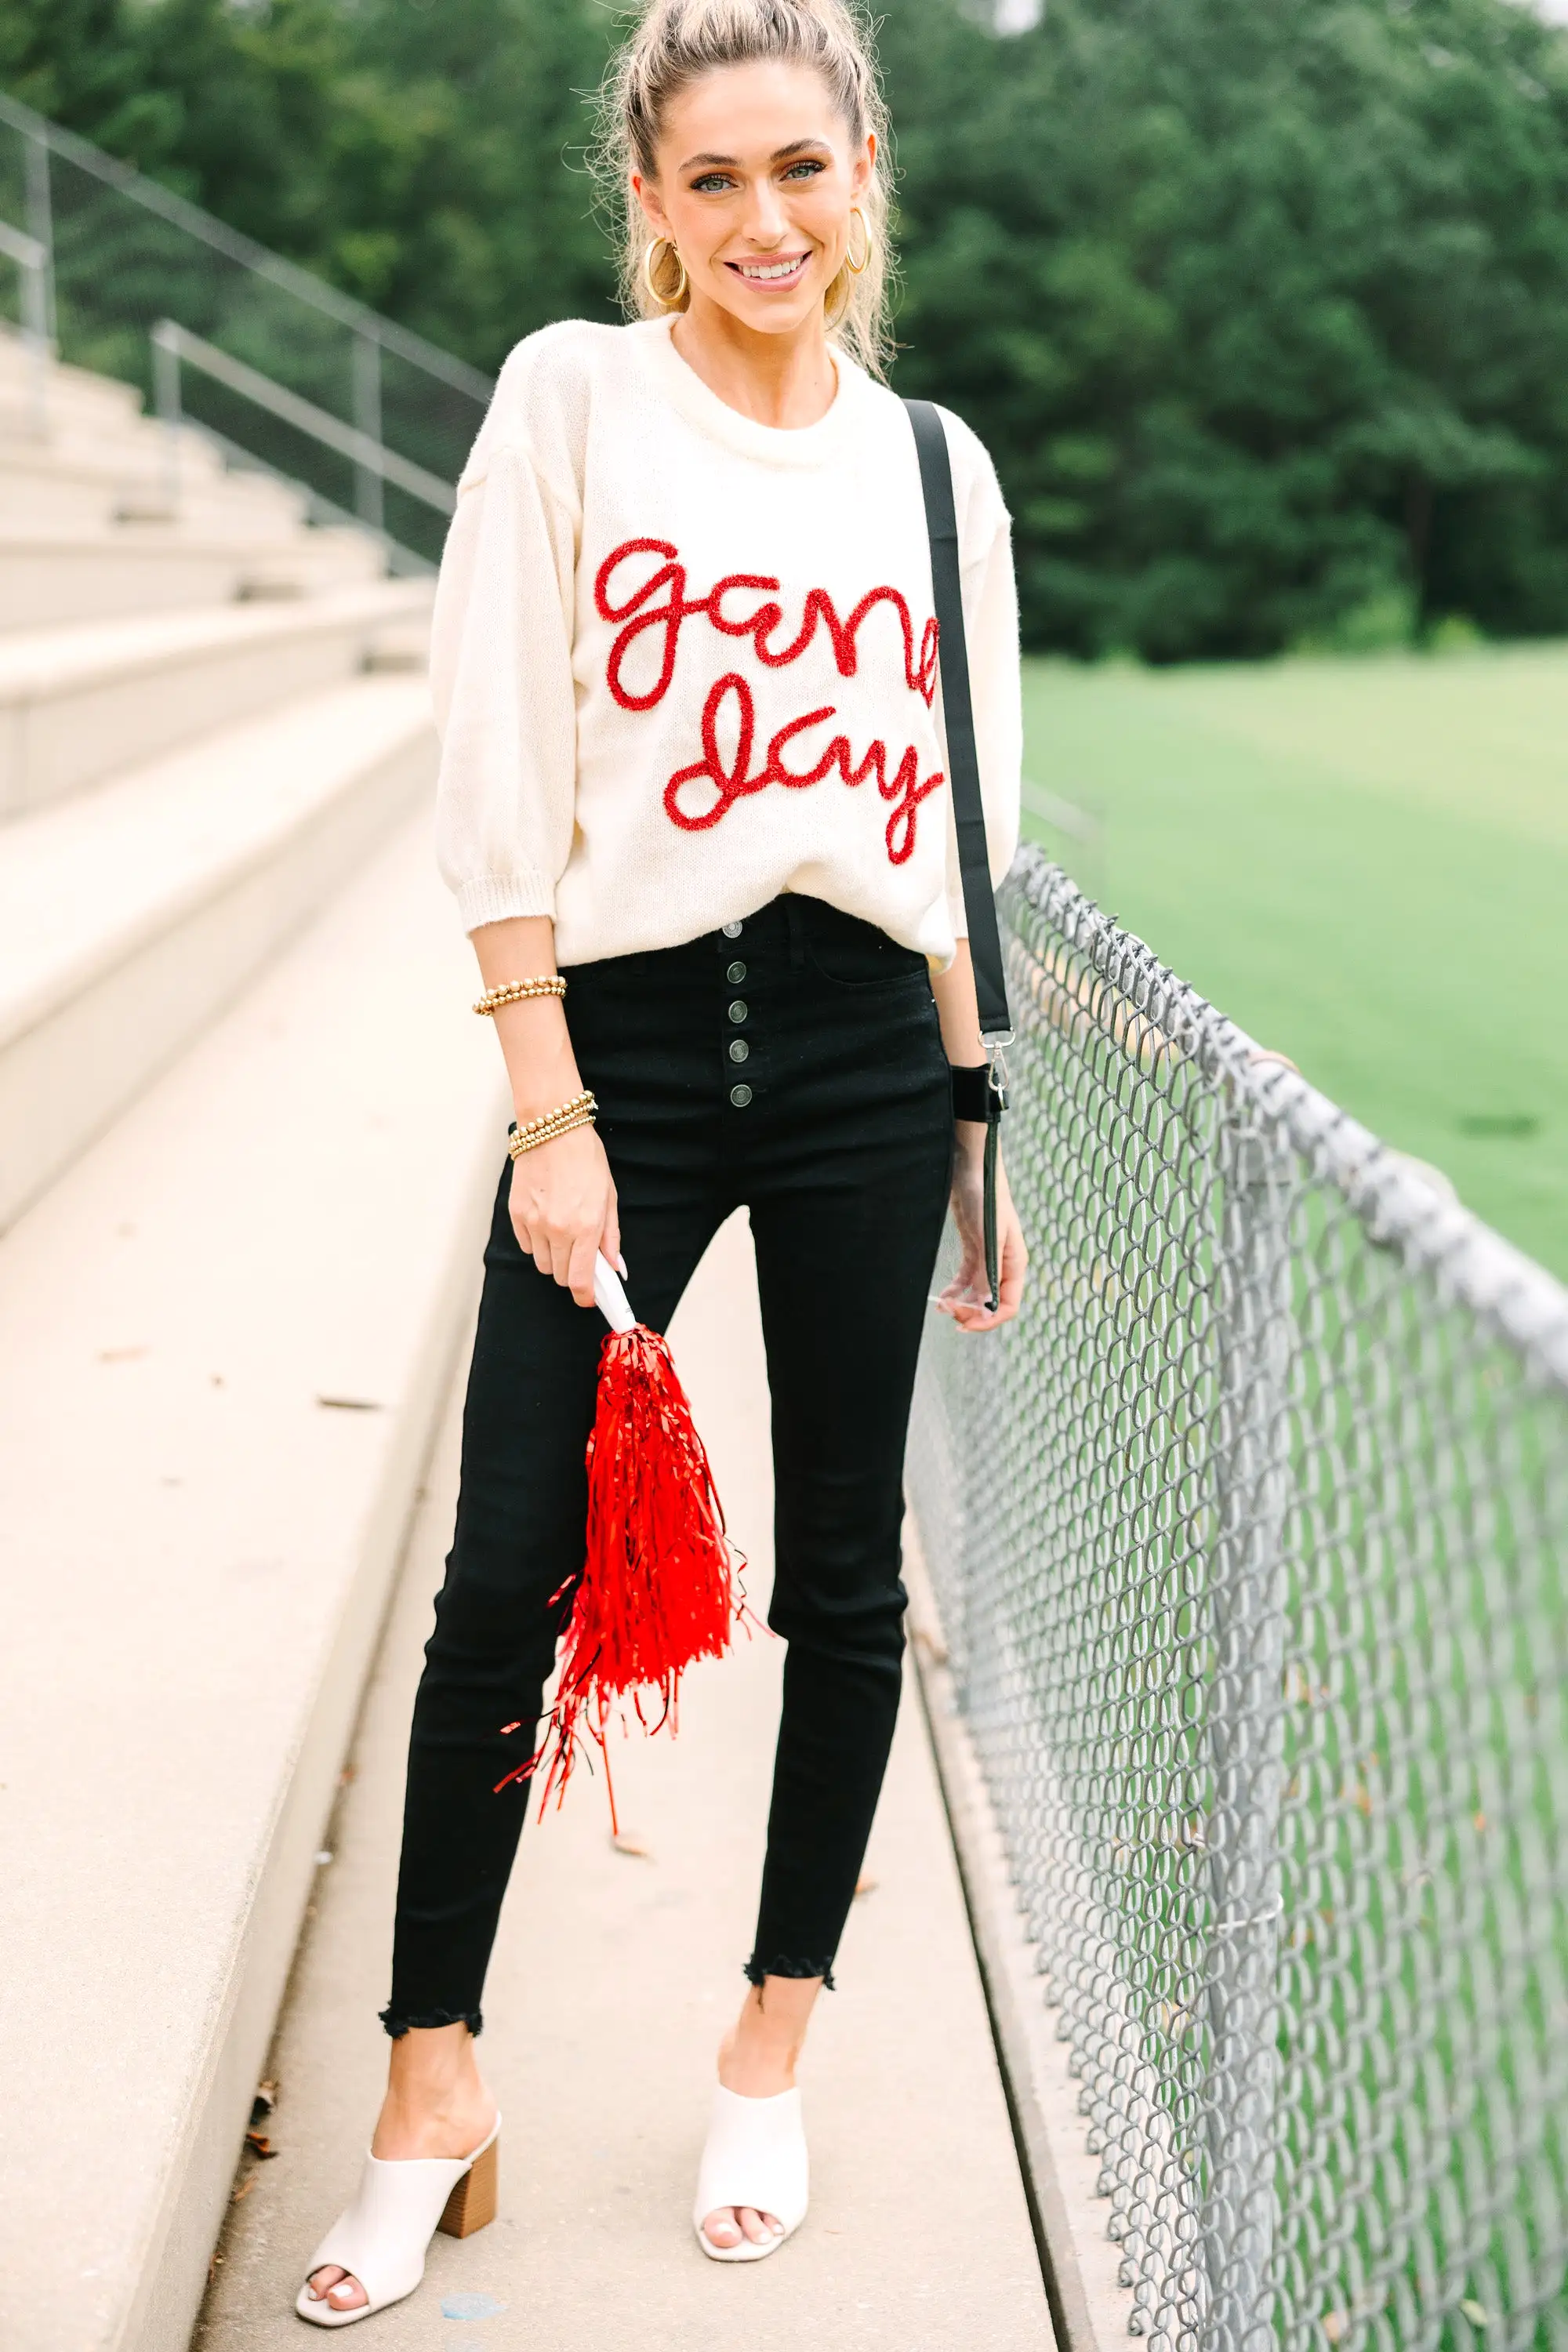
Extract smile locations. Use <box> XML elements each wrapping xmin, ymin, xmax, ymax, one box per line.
<box><xmin>727</xmin><ymin>252</ymin><xmax>811</xmax><ymax>287</ymax></box>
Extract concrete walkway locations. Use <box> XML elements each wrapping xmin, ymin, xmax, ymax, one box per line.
<box><xmin>195</xmin><ymin>1211</ymin><xmax>1051</xmax><ymax>2352</ymax></box>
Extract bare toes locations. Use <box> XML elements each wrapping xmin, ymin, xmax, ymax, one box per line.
<box><xmin>703</xmin><ymin>2208</ymin><xmax>742</xmax><ymax>2247</ymax></box>
<box><xmin>310</xmin><ymin>2267</ymin><xmax>367</xmax><ymax>2311</ymax></box>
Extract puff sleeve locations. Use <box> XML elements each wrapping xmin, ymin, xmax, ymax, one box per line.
<box><xmin>430</xmin><ymin>437</ymin><xmax>579</xmax><ymax>935</ymax></box>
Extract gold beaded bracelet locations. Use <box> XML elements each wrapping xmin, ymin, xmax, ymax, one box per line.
<box><xmin>506</xmin><ymin>1090</ymin><xmax>597</xmax><ymax>1160</ymax></box>
<box><xmin>474</xmin><ymin>975</ymin><xmax>568</xmax><ymax>1017</ymax></box>
<box><xmin>507</xmin><ymin>1106</ymin><xmax>597</xmax><ymax>1161</ymax></box>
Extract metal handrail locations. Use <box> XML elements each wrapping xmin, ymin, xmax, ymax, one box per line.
<box><xmin>151</xmin><ymin>321</ymin><xmax>456</xmax><ymax>516</ymax></box>
<box><xmin>189</xmin><ymin>418</ymin><xmax>436</xmax><ymax>580</ymax></box>
<box><xmin>0</xmin><ymin>87</ymin><xmax>493</xmax><ymax>401</ymax></box>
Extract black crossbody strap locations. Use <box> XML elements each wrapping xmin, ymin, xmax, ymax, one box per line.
<box><xmin>903</xmin><ymin>397</ymin><xmax>1013</xmax><ymax>1046</ymax></box>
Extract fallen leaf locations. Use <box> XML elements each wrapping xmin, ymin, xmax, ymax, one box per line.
<box><xmin>230</xmin><ymin>2176</ymin><xmax>256</xmax><ymax>2204</ymax></box>
<box><xmin>245</xmin><ymin>2131</ymin><xmax>278</xmax><ymax>2159</ymax></box>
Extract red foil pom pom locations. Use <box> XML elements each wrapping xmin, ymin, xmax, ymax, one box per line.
<box><xmin>496</xmin><ymin>1320</ymin><xmax>745</xmax><ymax>1825</ymax></box>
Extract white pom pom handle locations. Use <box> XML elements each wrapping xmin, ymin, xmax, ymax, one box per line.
<box><xmin>593</xmin><ymin>1253</ymin><xmax>637</xmax><ymax>1335</ymax></box>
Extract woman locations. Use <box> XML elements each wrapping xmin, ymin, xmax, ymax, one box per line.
<box><xmin>299</xmin><ymin>0</ymin><xmax>1026</xmax><ymax>2321</ymax></box>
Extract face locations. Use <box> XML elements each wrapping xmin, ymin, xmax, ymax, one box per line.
<box><xmin>633</xmin><ymin>60</ymin><xmax>873</xmax><ymax>339</ymax></box>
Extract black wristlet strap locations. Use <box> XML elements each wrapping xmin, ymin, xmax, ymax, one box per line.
<box><xmin>903</xmin><ymin>398</ymin><xmax>1013</xmax><ymax>1049</ymax></box>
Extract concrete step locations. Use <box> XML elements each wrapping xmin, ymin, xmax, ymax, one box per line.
<box><xmin>196</xmin><ymin>1214</ymin><xmax>1051</xmax><ymax>2352</ymax></box>
<box><xmin>0</xmin><ymin>438</ymin><xmax>310</xmax><ymax>536</ymax></box>
<box><xmin>0</xmin><ymin>814</ymin><xmax>503</xmax><ymax>2352</ymax></box>
<box><xmin>0</xmin><ymin>331</ymin><xmax>146</xmax><ymax>440</ymax></box>
<box><xmin>0</xmin><ymin>673</ymin><xmax>437</xmax><ymax>1231</ymax></box>
<box><xmin>0</xmin><ymin>578</ymin><xmax>432</xmax><ymax>818</ymax></box>
<box><xmin>0</xmin><ymin>522</ymin><xmax>385</xmax><ymax>630</ymax></box>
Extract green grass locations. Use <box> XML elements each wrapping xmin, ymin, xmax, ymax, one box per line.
<box><xmin>1020</xmin><ymin>646</ymin><xmax>1568</xmax><ymax>1281</ymax></box>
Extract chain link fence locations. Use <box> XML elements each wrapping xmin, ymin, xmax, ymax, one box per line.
<box><xmin>909</xmin><ymin>847</ymin><xmax>1567</xmax><ymax>2352</ymax></box>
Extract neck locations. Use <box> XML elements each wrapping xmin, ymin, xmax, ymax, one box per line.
<box><xmin>670</xmin><ymin>299</ymin><xmax>838</xmax><ymax>429</ymax></box>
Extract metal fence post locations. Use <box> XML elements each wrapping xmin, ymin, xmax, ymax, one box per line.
<box><xmin>353</xmin><ymin>331</ymin><xmax>384</xmax><ymax>531</ymax></box>
<box><xmin>151</xmin><ymin>320</ymin><xmax>183</xmax><ymax>512</ymax></box>
<box><xmin>1201</xmin><ymin>1112</ymin><xmax>1294</xmax><ymax>2351</ymax></box>
<box><xmin>24</xmin><ymin>125</ymin><xmax>55</xmax><ymax>348</ymax></box>
<box><xmin>0</xmin><ymin>223</ymin><xmax>49</xmax><ymax>434</ymax></box>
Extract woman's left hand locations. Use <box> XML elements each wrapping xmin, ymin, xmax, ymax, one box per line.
<box><xmin>937</xmin><ymin>1127</ymin><xmax>1029</xmax><ymax>1332</ymax></box>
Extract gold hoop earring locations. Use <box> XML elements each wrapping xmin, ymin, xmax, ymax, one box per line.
<box><xmin>845</xmin><ymin>207</ymin><xmax>873</xmax><ymax>277</ymax></box>
<box><xmin>643</xmin><ymin>237</ymin><xmax>688</xmax><ymax>307</ymax></box>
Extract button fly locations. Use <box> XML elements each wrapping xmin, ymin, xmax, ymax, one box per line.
<box><xmin>729</xmin><ymin>1039</ymin><xmax>750</xmax><ymax>1063</ymax></box>
<box><xmin>729</xmin><ymin>1083</ymin><xmax>753</xmax><ymax>1107</ymax></box>
<box><xmin>726</xmin><ymin>961</ymin><xmax>746</xmax><ymax>985</ymax></box>
<box><xmin>728</xmin><ymin>1000</ymin><xmax>748</xmax><ymax>1024</ymax></box>
<box><xmin>721</xmin><ymin>921</ymin><xmax>743</xmax><ymax>939</ymax></box>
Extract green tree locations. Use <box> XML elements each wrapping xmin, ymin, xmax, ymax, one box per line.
<box><xmin>4</xmin><ymin>0</ymin><xmax>617</xmax><ymax>358</ymax></box>
<box><xmin>13</xmin><ymin>0</ymin><xmax>1568</xmax><ymax>655</ymax></box>
<box><xmin>886</xmin><ymin>0</ymin><xmax>1568</xmax><ymax>655</ymax></box>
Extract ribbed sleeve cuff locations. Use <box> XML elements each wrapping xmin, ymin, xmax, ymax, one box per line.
<box><xmin>454</xmin><ymin>871</ymin><xmax>557</xmax><ymax>933</ymax></box>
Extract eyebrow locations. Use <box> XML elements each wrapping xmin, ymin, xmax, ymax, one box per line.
<box><xmin>679</xmin><ymin>138</ymin><xmax>833</xmax><ymax>170</ymax></box>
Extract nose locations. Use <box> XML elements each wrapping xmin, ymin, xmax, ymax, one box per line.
<box><xmin>739</xmin><ymin>176</ymin><xmax>789</xmax><ymax>249</ymax></box>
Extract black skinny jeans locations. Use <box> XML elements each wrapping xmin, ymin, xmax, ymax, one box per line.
<box><xmin>383</xmin><ymin>895</ymin><xmax>953</xmax><ymax>2037</ymax></box>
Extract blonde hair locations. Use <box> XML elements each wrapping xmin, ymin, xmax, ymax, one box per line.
<box><xmin>596</xmin><ymin>0</ymin><xmax>894</xmax><ymax>380</ymax></box>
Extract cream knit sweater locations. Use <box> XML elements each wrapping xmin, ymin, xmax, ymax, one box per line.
<box><xmin>431</xmin><ymin>314</ymin><xmax>1022</xmax><ymax>968</ymax></box>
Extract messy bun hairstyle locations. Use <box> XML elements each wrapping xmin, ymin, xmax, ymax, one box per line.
<box><xmin>597</xmin><ymin>0</ymin><xmax>895</xmax><ymax>380</ymax></box>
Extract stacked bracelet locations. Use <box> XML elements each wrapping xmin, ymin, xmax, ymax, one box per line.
<box><xmin>507</xmin><ymin>1090</ymin><xmax>597</xmax><ymax>1160</ymax></box>
<box><xmin>474</xmin><ymin>975</ymin><xmax>567</xmax><ymax>1017</ymax></box>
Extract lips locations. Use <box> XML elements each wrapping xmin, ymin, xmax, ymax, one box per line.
<box><xmin>727</xmin><ymin>252</ymin><xmax>811</xmax><ymax>288</ymax></box>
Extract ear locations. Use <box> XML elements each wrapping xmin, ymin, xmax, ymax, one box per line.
<box><xmin>631</xmin><ymin>171</ymin><xmax>673</xmax><ymax>240</ymax></box>
<box><xmin>849</xmin><ymin>130</ymin><xmax>876</xmax><ymax>202</ymax></box>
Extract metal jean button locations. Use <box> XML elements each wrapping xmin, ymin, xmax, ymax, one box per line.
<box><xmin>728</xmin><ymin>1000</ymin><xmax>748</xmax><ymax>1024</ymax></box>
<box><xmin>729</xmin><ymin>1082</ymin><xmax>753</xmax><ymax>1107</ymax></box>
<box><xmin>729</xmin><ymin>1039</ymin><xmax>750</xmax><ymax>1063</ymax></box>
<box><xmin>721</xmin><ymin>921</ymin><xmax>743</xmax><ymax>939</ymax></box>
<box><xmin>726</xmin><ymin>961</ymin><xmax>747</xmax><ymax>985</ymax></box>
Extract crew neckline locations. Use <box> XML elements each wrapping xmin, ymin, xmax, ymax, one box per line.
<box><xmin>633</xmin><ymin>314</ymin><xmax>862</xmax><ymax>468</ymax></box>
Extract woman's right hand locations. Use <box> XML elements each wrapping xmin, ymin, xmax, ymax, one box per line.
<box><xmin>509</xmin><ymin>1122</ymin><xmax>622</xmax><ymax>1308</ymax></box>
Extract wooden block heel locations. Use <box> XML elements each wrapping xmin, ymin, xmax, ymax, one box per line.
<box><xmin>438</xmin><ymin>2136</ymin><xmax>498</xmax><ymax>2238</ymax></box>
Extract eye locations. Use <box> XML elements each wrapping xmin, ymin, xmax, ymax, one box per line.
<box><xmin>781</xmin><ymin>158</ymin><xmax>826</xmax><ymax>182</ymax></box>
<box><xmin>691</xmin><ymin>171</ymin><xmax>735</xmax><ymax>194</ymax></box>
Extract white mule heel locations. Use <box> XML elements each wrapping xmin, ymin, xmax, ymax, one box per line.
<box><xmin>296</xmin><ymin>2116</ymin><xmax>500</xmax><ymax>2328</ymax></box>
<box><xmin>692</xmin><ymin>2085</ymin><xmax>808</xmax><ymax>2263</ymax></box>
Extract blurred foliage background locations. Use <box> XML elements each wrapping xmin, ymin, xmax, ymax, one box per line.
<box><xmin>9</xmin><ymin>0</ymin><xmax>1568</xmax><ymax>662</ymax></box>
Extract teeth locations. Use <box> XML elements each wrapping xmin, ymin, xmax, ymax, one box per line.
<box><xmin>738</xmin><ymin>256</ymin><xmax>804</xmax><ymax>281</ymax></box>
